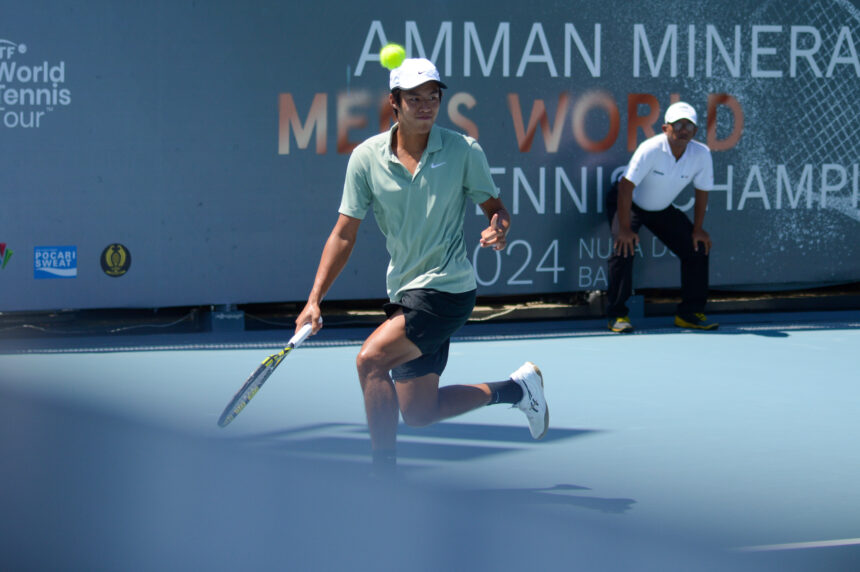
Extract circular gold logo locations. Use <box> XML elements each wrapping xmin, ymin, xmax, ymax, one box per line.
<box><xmin>100</xmin><ymin>243</ymin><xmax>131</xmax><ymax>277</ymax></box>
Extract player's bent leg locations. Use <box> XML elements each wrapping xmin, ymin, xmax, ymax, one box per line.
<box><xmin>397</xmin><ymin>364</ymin><xmax>549</xmax><ymax>440</ymax></box>
<box><xmin>397</xmin><ymin>374</ymin><xmax>491</xmax><ymax>427</ymax></box>
<box><xmin>356</xmin><ymin>312</ymin><xmax>423</xmax><ymax>463</ymax></box>
<box><xmin>357</xmin><ymin>310</ymin><xmax>423</xmax><ymax>374</ymax></box>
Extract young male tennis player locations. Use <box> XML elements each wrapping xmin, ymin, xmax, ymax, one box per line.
<box><xmin>295</xmin><ymin>58</ymin><xmax>548</xmax><ymax>475</ymax></box>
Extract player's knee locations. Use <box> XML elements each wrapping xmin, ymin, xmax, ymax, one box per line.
<box><xmin>355</xmin><ymin>348</ymin><xmax>386</xmax><ymax>377</ymax></box>
<box><xmin>400</xmin><ymin>406</ymin><xmax>434</xmax><ymax>428</ymax></box>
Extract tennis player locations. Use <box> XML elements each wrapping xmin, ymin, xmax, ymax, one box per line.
<box><xmin>606</xmin><ymin>101</ymin><xmax>718</xmax><ymax>333</ymax></box>
<box><xmin>295</xmin><ymin>58</ymin><xmax>548</xmax><ymax>475</ymax></box>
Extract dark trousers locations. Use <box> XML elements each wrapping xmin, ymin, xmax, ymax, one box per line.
<box><xmin>606</xmin><ymin>184</ymin><xmax>709</xmax><ymax>318</ymax></box>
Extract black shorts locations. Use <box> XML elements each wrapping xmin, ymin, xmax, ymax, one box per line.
<box><xmin>383</xmin><ymin>288</ymin><xmax>476</xmax><ymax>381</ymax></box>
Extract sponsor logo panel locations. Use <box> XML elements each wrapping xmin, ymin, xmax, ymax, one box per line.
<box><xmin>34</xmin><ymin>246</ymin><xmax>77</xmax><ymax>279</ymax></box>
<box><xmin>100</xmin><ymin>243</ymin><xmax>131</xmax><ymax>277</ymax></box>
<box><xmin>0</xmin><ymin>243</ymin><xmax>12</xmax><ymax>270</ymax></box>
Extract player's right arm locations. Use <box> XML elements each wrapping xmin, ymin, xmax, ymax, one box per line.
<box><xmin>296</xmin><ymin>214</ymin><xmax>362</xmax><ymax>334</ymax></box>
<box><xmin>613</xmin><ymin>177</ymin><xmax>640</xmax><ymax>257</ymax></box>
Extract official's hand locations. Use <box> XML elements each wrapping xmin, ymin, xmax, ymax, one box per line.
<box><xmin>480</xmin><ymin>213</ymin><xmax>507</xmax><ymax>251</ymax></box>
<box><xmin>692</xmin><ymin>227</ymin><xmax>712</xmax><ymax>255</ymax></box>
<box><xmin>614</xmin><ymin>227</ymin><xmax>639</xmax><ymax>257</ymax></box>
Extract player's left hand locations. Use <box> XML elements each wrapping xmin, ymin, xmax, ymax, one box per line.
<box><xmin>480</xmin><ymin>213</ymin><xmax>507</xmax><ymax>251</ymax></box>
<box><xmin>692</xmin><ymin>227</ymin><xmax>712</xmax><ymax>255</ymax></box>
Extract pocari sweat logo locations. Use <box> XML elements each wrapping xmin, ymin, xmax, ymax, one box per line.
<box><xmin>34</xmin><ymin>246</ymin><xmax>77</xmax><ymax>279</ymax></box>
<box><xmin>0</xmin><ymin>39</ymin><xmax>71</xmax><ymax>129</ymax></box>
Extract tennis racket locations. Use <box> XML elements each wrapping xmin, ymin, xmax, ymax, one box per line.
<box><xmin>217</xmin><ymin>322</ymin><xmax>314</xmax><ymax>427</ymax></box>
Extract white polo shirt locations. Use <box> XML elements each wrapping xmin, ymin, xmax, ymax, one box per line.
<box><xmin>623</xmin><ymin>133</ymin><xmax>714</xmax><ymax>211</ymax></box>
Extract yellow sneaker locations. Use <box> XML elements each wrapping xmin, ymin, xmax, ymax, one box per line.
<box><xmin>674</xmin><ymin>313</ymin><xmax>719</xmax><ymax>330</ymax></box>
<box><xmin>608</xmin><ymin>316</ymin><xmax>634</xmax><ymax>333</ymax></box>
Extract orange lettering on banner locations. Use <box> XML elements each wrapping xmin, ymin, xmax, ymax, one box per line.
<box><xmin>278</xmin><ymin>93</ymin><xmax>327</xmax><ymax>155</ymax></box>
<box><xmin>337</xmin><ymin>92</ymin><xmax>371</xmax><ymax>154</ymax></box>
<box><xmin>707</xmin><ymin>93</ymin><xmax>744</xmax><ymax>151</ymax></box>
<box><xmin>507</xmin><ymin>93</ymin><xmax>571</xmax><ymax>153</ymax></box>
<box><xmin>572</xmin><ymin>90</ymin><xmax>620</xmax><ymax>153</ymax></box>
<box><xmin>626</xmin><ymin>93</ymin><xmax>660</xmax><ymax>151</ymax></box>
<box><xmin>449</xmin><ymin>92</ymin><xmax>480</xmax><ymax>140</ymax></box>
<box><xmin>278</xmin><ymin>90</ymin><xmax>743</xmax><ymax>156</ymax></box>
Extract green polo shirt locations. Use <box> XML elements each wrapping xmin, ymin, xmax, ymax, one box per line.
<box><xmin>339</xmin><ymin>124</ymin><xmax>499</xmax><ymax>302</ymax></box>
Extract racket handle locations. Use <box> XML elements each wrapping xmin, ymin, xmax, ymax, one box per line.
<box><xmin>289</xmin><ymin>322</ymin><xmax>314</xmax><ymax>347</ymax></box>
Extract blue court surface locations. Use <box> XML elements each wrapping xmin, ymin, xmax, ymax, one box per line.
<box><xmin>1</xmin><ymin>310</ymin><xmax>858</xmax><ymax>571</ymax></box>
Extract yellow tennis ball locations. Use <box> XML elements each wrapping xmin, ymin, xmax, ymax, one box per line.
<box><xmin>380</xmin><ymin>43</ymin><xmax>406</xmax><ymax>70</ymax></box>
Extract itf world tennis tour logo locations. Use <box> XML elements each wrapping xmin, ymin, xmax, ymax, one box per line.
<box><xmin>34</xmin><ymin>246</ymin><xmax>77</xmax><ymax>279</ymax></box>
<box><xmin>0</xmin><ymin>38</ymin><xmax>71</xmax><ymax>129</ymax></box>
<box><xmin>100</xmin><ymin>243</ymin><xmax>131</xmax><ymax>277</ymax></box>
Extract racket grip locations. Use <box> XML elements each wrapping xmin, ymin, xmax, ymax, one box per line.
<box><xmin>289</xmin><ymin>322</ymin><xmax>314</xmax><ymax>347</ymax></box>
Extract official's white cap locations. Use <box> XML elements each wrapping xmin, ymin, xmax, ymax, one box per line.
<box><xmin>390</xmin><ymin>58</ymin><xmax>448</xmax><ymax>91</ymax></box>
<box><xmin>664</xmin><ymin>101</ymin><xmax>698</xmax><ymax>125</ymax></box>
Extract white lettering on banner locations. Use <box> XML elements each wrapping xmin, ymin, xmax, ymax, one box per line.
<box><xmin>357</xmin><ymin>21</ymin><xmax>859</xmax><ymax>80</ymax></box>
<box><xmin>707</xmin><ymin>25</ymin><xmax>742</xmax><ymax>77</ymax></box>
<box><xmin>738</xmin><ymin>165</ymin><xmax>771</xmax><ymax>210</ymax></box>
<box><xmin>464</xmin><ymin>22</ymin><xmax>510</xmax><ymax>77</ymax></box>
<box><xmin>471</xmin><ymin>236</ymin><xmax>684</xmax><ymax>289</ymax></box>
<box><xmin>578</xmin><ymin>238</ymin><xmax>615</xmax><ymax>260</ymax></box>
<box><xmin>507</xmin><ymin>165</ymin><xmax>617</xmax><ymax>215</ymax></box>
<box><xmin>513</xmin><ymin>167</ymin><xmax>546</xmax><ymax>214</ymax></box>
<box><xmin>732</xmin><ymin>163</ymin><xmax>860</xmax><ymax>211</ymax></box>
<box><xmin>33</xmin><ymin>246</ymin><xmax>78</xmax><ymax>280</ymax></box>
<box><xmin>634</xmin><ymin>24</ymin><xmax>679</xmax><ymax>77</ymax></box>
<box><xmin>356</xmin><ymin>21</ymin><xmax>603</xmax><ymax>78</ymax></box>
<box><xmin>554</xmin><ymin>167</ymin><xmax>593</xmax><ymax>214</ymax></box>
<box><xmin>751</xmin><ymin>25</ymin><xmax>784</xmax><ymax>78</ymax></box>
<box><xmin>578</xmin><ymin>266</ymin><xmax>608</xmax><ymax>289</ymax></box>
<box><xmin>776</xmin><ymin>165</ymin><xmax>814</xmax><ymax>209</ymax></box>
<box><xmin>0</xmin><ymin>39</ymin><xmax>72</xmax><ymax>130</ymax></box>
<box><xmin>827</xmin><ymin>26</ymin><xmax>860</xmax><ymax>76</ymax></box>
<box><xmin>406</xmin><ymin>21</ymin><xmax>453</xmax><ymax>76</ymax></box>
<box><xmin>472</xmin><ymin>240</ymin><xmax>568</xmax><ymax>287</ymax></box>
<box><xmin>821</xmin><ymin>164</ymin><xmax>848</xmax><ymax>208</ymax></box>
<box><xmin>639</xmin><ymin>22</ymin><xmax>860</xmax><ymax>78</ymax></box>
<box><xmin>516</xmin><ymin>23</ymin><xmax>559</xmax><ymax>77</ymax></box>
<box><xmin>480</xmin><ymin>163</ymin><xmax>859</xmax><ymax>215</ymax></box>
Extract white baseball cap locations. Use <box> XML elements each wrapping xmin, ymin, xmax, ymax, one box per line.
<box><xmin>664</xmin><ymin>101</ymin><xmax>698</xmax><ymax>125</ymax></box>
<box><xmin>389</xmin><ymin>58</ymin><xmax>448</xmax><ymax>91</ymax></box>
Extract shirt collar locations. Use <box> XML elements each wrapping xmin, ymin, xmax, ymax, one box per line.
<box><xmin>382</xmin><ymin>123</ymin><xmax>442</xmax><ymax>161</ymax></box>
<box><xmin>658</xmin><ymin>132</ymin><xmax>672</xmax><ymax>155</ymax></box>
<box><xmin>659</xmin><ymin>132</ymin><xmax>689</xmax><ymax>161</ymax></box>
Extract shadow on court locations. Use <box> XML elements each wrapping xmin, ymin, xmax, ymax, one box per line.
<box><xmin>231</xmin><ymin>423</ymin><xmax>636</xmax><ymax>514</ymax></box>
<box><xmin>234</xmin><ymin>421</ymin><xmax>596</xmax><ymax>461</ymax></box>
<box><xmin>462</xmin><ymin>483</ymin><xmax>637</xmax><ymax>514</ymax></box>
<box><xmin>0</xmin><ymin>383</ymin><xmax>781</xmax><ymax>572</ymax></box>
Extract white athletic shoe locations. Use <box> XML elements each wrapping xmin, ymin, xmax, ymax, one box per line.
<box><xmin>510</xmin><ymin>361</ymin><xmax>548</xmax><ymax>440</ymax></box>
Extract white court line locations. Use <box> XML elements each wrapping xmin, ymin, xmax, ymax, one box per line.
<box><xmin>734</xmin><ymin>537</ymin><xmax>860</xmax><ymax>552</ymax></box>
